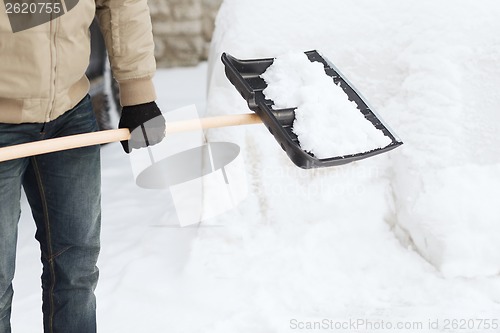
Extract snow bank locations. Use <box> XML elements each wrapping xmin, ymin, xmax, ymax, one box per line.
<box><xmin>381</xmin><ymin>3</ymin><xmax>500</xmax><ymax>277</ymax></box>
<box><xmin>170</xmin><ymin>0</ymin><xmax>500</xmax><ymax>329</ymax></box>
<box><xmin>206</xmin><ymin>0</ymin><xmax>500</xmax><ymax>279</ymax></box>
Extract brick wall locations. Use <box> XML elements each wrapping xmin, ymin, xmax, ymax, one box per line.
<box><xmin>149</xmin><ymin>0</ymin><xmax>223</xmax><ymax>67</ymax></box>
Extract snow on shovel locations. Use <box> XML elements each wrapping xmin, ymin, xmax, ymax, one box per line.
<box><xmin>222</xmin><ymin>50</ymin><xmax>403</xmax><ymax>168</ymax></box>
<box><xmin>0</xmin><ymin>50</ymin><xmax>402</xmax><ymax>168</ymax></box>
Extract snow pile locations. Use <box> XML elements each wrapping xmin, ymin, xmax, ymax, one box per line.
<box><xmin>197</xmin><ymin>0</ymin><xmax>500</xmax><ymax>329</ymax></box>
<box><xmin>382</xmin><ymin>2</ymin><xmax>500</xmax><ymax>277</ymax></box>
<box><xmin>206</xmin><ymin>0</ymin><xmax>500</xmax><ymax>279</ymax></box>
<box><xmin>260</xmin><ymin>51</ymin><xmax>391</xmax><ymax>158</ymax></box>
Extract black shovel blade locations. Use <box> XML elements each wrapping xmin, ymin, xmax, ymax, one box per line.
<box><xmin>221</xmin><ymin>51</ymin><xmax>403</xmax><ymax>169</ymax></box>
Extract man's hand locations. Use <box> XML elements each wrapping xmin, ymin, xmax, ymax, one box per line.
<box><xmin>118</xmin><ymin>101</ymin><xmax>166</xmax><ymax>153</ymax></box>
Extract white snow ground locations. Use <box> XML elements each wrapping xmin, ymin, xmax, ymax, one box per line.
<box><xmin>11</xmin><ymin>0</ymin><xmax>500</xmax><ymax>332</ymax></box>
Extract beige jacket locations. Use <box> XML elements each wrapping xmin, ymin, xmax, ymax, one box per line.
<box><xmin>0</xmin><ymin>0</ymin><xmax>156</xmax><ymax>124</ymax></box>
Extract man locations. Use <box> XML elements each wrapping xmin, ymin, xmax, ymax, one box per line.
<box><xmin>0</xmin><ymin>0</ymin><xmax>165</xmax><ymax>331</ymax></box>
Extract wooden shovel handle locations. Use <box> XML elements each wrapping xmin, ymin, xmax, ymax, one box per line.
<box><xmin>0</xmin><ymin>113</ymin><xmax>262</xmax><ymax>162</ymax></box>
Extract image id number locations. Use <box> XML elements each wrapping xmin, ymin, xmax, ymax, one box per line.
<box><xmin>5</xmin><ymin>2</ymin><xmax>62</xmax><ymax>14</ymax></box>
<box><xmin>443</xmin><ymin>319</ymin><xmax>499</xmax><ymax>330</ymax></box>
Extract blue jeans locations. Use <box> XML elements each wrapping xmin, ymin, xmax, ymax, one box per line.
<box><xmin>0</xmin><ymin>95</ymin><xmax>101</xmax><ymax>333</ymax></box>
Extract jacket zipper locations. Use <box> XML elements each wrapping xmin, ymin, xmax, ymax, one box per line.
<box><xmin>47</xmin><ymin>2</ymin><xmax>58</xmax><ymax>122</ymax></box>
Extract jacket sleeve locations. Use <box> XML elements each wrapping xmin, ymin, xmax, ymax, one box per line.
<box><xmin>95</xmin><ymin>0</ymin><xmax>157</xmax><ymax>106</ymax></box>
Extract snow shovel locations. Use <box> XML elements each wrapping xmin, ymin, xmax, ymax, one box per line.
<box><xmin>221</xmin><ymin>51</ymin><xmax>403</xmax><ymax>169</ymax></box>
<box><xmin>0</xmin><ymin>51</ymin><xmax>401</xmax><ymax>168</ymax></box>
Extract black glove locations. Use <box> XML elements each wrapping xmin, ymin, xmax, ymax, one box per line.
<box><xmin>118</xmin><ymin>101</ymin><xmax>166</xmax><ymax>153</ymax></box>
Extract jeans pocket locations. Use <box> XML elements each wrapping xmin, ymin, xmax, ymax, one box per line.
<box><xmin>68</xmin><ymin>95</ymin><xmax>99</xmax><ymax>134</ymax></box>
<box><xmin>58</xmin><ymin>95</ymin><xmax>101</xmax><ymax>157</ymax></box>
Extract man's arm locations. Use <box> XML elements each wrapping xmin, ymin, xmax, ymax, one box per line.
<box><xmin>95</xmin><ymin>0</ymin><xmax>157</xmax><ymax>106</ymax></box>
<box><xmin>95</xmin><ymin>0</ymin><xmax>165</xmax><ymax>153</ymax></box>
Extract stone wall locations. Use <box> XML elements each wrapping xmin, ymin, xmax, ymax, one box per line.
<box><xmin>149</xmin><ymin>0</ymin><xmax>223</xmax><ymax>67</ymax></box>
